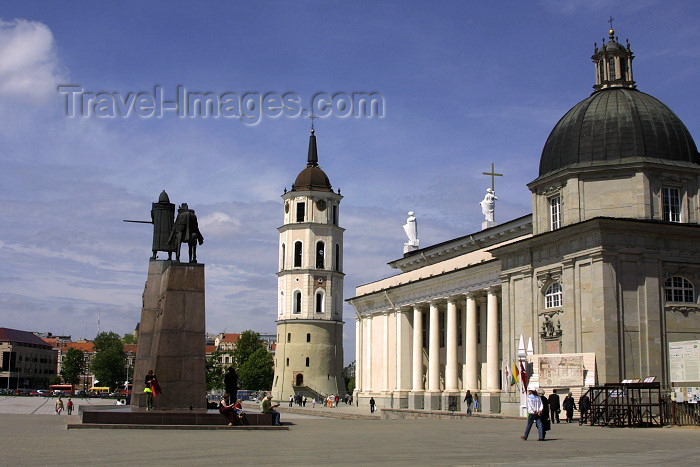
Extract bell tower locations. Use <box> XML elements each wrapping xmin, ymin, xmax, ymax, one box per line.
<box><xmin>271</xmin><ymin>129</ymin><xmax>346</xmax><ymax>402</ymax></box>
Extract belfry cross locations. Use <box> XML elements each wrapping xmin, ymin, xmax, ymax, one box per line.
<box><xmin>307</xmin><ymin>112</ymin><xmax>318</xmax><ymax>131</ymax></box>
<box><xmin>608</xmin><ymin>16</ymin><xmax>614</xmax><ymax>30</ymax></box>
<box><xmin>482</xmin><ymin>163</ymin><xmax>503</xmax><ymax>192</ymax></box>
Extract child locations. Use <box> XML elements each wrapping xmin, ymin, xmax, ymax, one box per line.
<box><xmin>66</xmin><ymin>397</ymin><xmax>74</xmax><ymax>415</ymax></box>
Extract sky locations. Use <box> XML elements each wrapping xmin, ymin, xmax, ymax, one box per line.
<box><xmin>1</xmin><ymin>1</ymin><xmax>700</xmax><ymax>365</ymax></box>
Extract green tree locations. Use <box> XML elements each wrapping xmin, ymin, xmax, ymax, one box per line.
<box><xmin>122</xmin><ymin>333</ymin><xmax>137</xmax><ymax>344</ymax></box>
<box><xmin>238</xmin><ymin>347</ymin><xmax>274</xmax><ymax>390</ymax></box>
<box><xmin>232</xmin><ymin>330</ymin><xmax>264</xmax><ymax>367</ymax></box>
<box><xmin>50</xmin><ymin>375</ymin><xmax>62</xmax><ymax>385</ymax></box>
<box><xmin>91</xmin><ymin>331</ymin><xmax>126</xmax><ymax>390</ymax></box>
<box><xmin>206</xmin><ymin>350</ymin><xmax>225</xmax><ymax>391</ymax></box>
<box><xmin>61</xmin><ymin>347</ymin><xmax>84</xmax><ymax>385</ymax></box>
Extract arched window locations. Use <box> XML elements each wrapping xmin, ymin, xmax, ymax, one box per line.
<box><xmin>316</xmin><ymin>241</ymin><xmax>325</xmax><ymax>269</ymax></box>
<box><xmin>545</xmin><ymin>282</ymin><xmax>562</xmax><ymax>308</ymax></box>
<box><xmin>296</xmin><ymin>202</ymin><xmax>305</xmax><ymax>222</ymax></box>
<box><xmin>306</xmin><ymin>333</ymin><xmax>311</xmax><ymax>342</ymax></box>
<box><xmin>305</xmin><ymin>357</ymin><xmax>310</xmax><ymax>367</ymax></box>
<box><xmin>281</xmin><ymin>243</ymin><xmax>285</xmax><ymax>269</ymax></box>
<box><xmin>286</xmin><ymin>358</ymin><xmax>289</xmax><ymax>367</ymax></box>
<box><xmin>315</xmin><ymin>291</ymin><xmax>324</xmax><ymax>313</ymax></box>
<box><xmin>287</xmin><ymin>332</ymin><xmax>291</xmax><ymax>342</ymax></box>
<box><xmin>294</xmin><ymin>241</ymin><xmax>302</xmax><ymax>267</ymax></box>
<box><xmin>293</xmin><ymin>291</ymin><xmax>302</xmax><ymax>314</ymax></box>
<box><xmin>665</xmin><ymin>276</ymin><xmax>695</xmax><ymax>303</ymax></box>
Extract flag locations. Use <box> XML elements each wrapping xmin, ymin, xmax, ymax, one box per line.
<box><xmin>520</xmin><ymin>361</ymin><xmax>529</xmax><ymax>392</ymax></box>
<box><xmin>504</xmin><ymin>362</ymin><xmax>510</xmax><ymax>387</ymax></box>
<box><xmin>512</xmin><ymin>361</ymin><xmax>519</xmax><ymax>386</ymax></box>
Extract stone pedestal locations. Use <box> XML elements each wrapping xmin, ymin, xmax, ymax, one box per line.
<box><xmin>408</xmin><ymin>391</ymin><xmax>424</xmax><ymax>409</ymax></box>
<box><xmin>131</xmin><ymin>260</ymin><xmax>206</xmax><ymax>410</ymax></box>
<box><xmin>424</xmin><ymin>391</ymin><xmax>441</xmax><ymax>410</ymax></box>
<box><xmin>479</xmin><ymin>391</ymin><xmax>501</xmax><ymax>414</ymax></box>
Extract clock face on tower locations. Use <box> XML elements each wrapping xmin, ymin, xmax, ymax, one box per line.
<box><xmin>316</xmin><ymin>199</ymin><xmax>327</xmax><ymax>211</ymax></box>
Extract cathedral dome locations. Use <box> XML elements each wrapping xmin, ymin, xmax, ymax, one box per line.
<box><xmin>538</xmin><ymin>87</ymin><xmax>700</xmax><ymax>178</ymax></box>
<box><xmin>292</xmin><ymin>166</ymin><xmax>332</xmax><ymax>192</ymax></box>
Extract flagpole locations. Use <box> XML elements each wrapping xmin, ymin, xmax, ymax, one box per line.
<box><xmin>517</xmin><ymin>335</ymin><xmax>527</xmax><ymax>417</ymax></box>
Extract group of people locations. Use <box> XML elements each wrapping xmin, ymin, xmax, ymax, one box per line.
<box><xmin>53</xmin><ymin>395</ymin><xmax>74</xmax><ymax>415</ymax></box>
<box><xmin>462</xmin><ymin>390</ymin><xmax>479</xmax><ymax>414</ymax></box>
<box><xmin>521</xmin><ymin>388</ymin><xmax>593</xmax><ymax>440</ymax></box>
<box><xmin>218</xmin><ymin>394</ymin><xmax>245</xmax><ymax>426</ymax></box>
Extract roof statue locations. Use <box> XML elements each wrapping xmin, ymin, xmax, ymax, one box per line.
<box><xmin>168</xmin><ymin>203</ymin><xmax>204</xmax><ymax>263</ymax></box>
<box><xmin>403</xmin><ymin>211</ymin><xmax>419</xmax><ymax>254</ymax></box>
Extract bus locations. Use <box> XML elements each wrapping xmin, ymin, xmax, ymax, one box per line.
<box><xmin>49</xmin><ymin>384</ymin><xmax>74</xmax><ymax>395</ymax></box>
<box><xmin>88</xmin><ymin>386</ymin><xmax>110</xmax><ymax>396</ymax></box>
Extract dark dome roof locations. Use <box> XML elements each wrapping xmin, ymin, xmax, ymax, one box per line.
<box><xmin>292</xmin><ymin>166</ymin><xmax>333</xmax><ymax>192</ymax></box>
<box><xmin>538</xmin><ymin>88</ymin><xmax>700</xmax><ymax>178</ymax></box>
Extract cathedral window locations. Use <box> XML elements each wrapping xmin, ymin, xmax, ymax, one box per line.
<box><xmin>608</xmin><ymin>58</ymin><xmax>616</xmax><ymax>80</ymax></box>
<box><xmin>662</xmin><ymin>187</ymin><xmax>681</xmax><ymax>222</ymax></box>
<box><xmin>293</xmin><ymin>291</ymin><xmax>302</xmax><ymax>314</ymax></box>
<box><xmin>287</xmin><ymin>332</ymin><xmax>291</xmax><ymax>342</ymax></box>
<box><xmin>549</xmin><ymin>196</ymin><xmax>561</xmax><ymax>230</ymax></box>
<box><xmin>335</xmin><ymin>244</ymin><xmax>341</xmax><ymax>271</ymax></box>
<box><xmin>665</xmin><ymin>276</ymin><xmax>695</xmax><ymax>303</ymax></box>
<box><xmin>294</xmin><ymin>241</ymin><xmax>302</xmax><ymax>267</ymax></box>
<box><xmin>286</xmin><ymin>358</ymin><xmax>289</xmax><ymax>367</ymax></box>
<box><xmin>545</xmin><ymin>282</ymin><xmax>563</xmax><ymax>308</ymax></box>
<box><xmin>306</xmin><ymin>333</ymin><xmax>311</xmax><ymax>342</ymax></box>
<box><xmin>598</xmin><ymin>59</ymin><xmax>605</xmax><ymax>83</ymax></box>
<box><xmin>296</xmin><ymin>202</ymin><xmax>305</xmax><ymax>222</ymax></box>
<box><xmin>315</xmin><ymin>291</ymin><xmax>325</xmax><ymax>313</ymax></box>
<box><xmin>316</xmin><ymin>241</ymin><xmax>325</xmax><ymax>269</ymax></box>
<box><xmin>305</xmin><ymin>357</ymin><xmax>310</xmax><ymax>367</ymax></box>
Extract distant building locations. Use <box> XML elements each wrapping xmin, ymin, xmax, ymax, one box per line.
<box><xmin>1</xmin><ymin>327</ymin><xmax>58</xmax><ymax>390</ymax></box>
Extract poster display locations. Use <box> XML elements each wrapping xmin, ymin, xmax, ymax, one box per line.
<box><xmin>669</xmin><ymin>340</ymin><xmax>700</xmax><ymax>383</ymax></box>
<box><xmin>538</xmin><ymin>355</ymin><xmax>584</xmax><ymax>387</ymax></box>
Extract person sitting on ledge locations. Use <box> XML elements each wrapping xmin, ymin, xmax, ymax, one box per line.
<box><xmin>218</xmin><ymin>394</ymin><xmax>238</xmax><ymax>426</ymax></box>
<box><xmin>261</xmin><ymin>395</ymin><xmax>281</xmax><ymax>426</ymax></box>
<box><xmin>233</xmin><ymin>399</ymin><xmax>244</xmax><ymax>420</ymax></box>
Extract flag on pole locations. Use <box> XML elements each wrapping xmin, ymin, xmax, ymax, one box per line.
<box><xmin>520</xmin><ymin>361</ymin><xmax>529</xmax><ymax>392</ymax></box>
<box><xmin>512</xmin><ymin>361</ymin><xmax>519</xmax><ymax>386</ymax></box>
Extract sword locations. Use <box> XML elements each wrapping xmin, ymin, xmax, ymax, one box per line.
<box><xmin>123</xmin><ymin>220</ymin><xmax>153</xmax><ymax>224</ymax></box>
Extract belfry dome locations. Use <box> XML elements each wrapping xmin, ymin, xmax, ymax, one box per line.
<box><xmin>291</xmin><ymin>129</ymin><xmax>333</xmax><ymax>192</ymax></box>
<box><xmin>538</xmin><ymin>88</ymin><xmax>700</xmax><ymax>178</ymax></box>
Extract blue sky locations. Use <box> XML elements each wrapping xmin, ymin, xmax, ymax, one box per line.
<box><xmin>1</xmin><ymin>1</ymin><xmax>699</xmax><ymax>364</ymax></box>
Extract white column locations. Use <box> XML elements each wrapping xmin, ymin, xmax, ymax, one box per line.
<box><xmin>445</xmin><ymin>297</ymin><xmax>458</xmax><ymax>391</ymax></box>
<box><xmin>486</xmin><ymin>287</ymin><xmax>500</xmax><ymax>391</ymax></box>
<box><xmin>395</xmin><ymin>308</ymin><xmax>404</xmax><ymax>391</ymax></box>
<box><xmin>364</xmin><ymin>315</ymin><xmax>372</xmax><ymax>391</ymax></box>
<box><xmin>428</xmin><ymin>301</ymin><xmax>440</xmax><ymax>392</ymax></box>
<box><xmin>355</xmin><ymin>317</ymin><xmax>362</xmax><ymax>393</ymax></box>
<box><xmin>465</xmin><ymin>292</ymin><xmax>479</xmax><ymax>390</ymax></box>
<box><xmin>412</xmin><ymin>305</ymin><xmax>423</xmax><ymax>391</ymax></box>
<box><xmin>382</xmin><ymin>311</ymin><xmax>389</xmax><ymax>392</ymax></box>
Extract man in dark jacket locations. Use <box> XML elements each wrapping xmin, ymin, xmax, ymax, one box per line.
<box><xmin>548</xmin><ymin>389</ymin><xmax>561</xmax><ymax>423</ymax></box>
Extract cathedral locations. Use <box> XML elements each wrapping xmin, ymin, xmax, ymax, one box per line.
<box><xmin>348</xmin><ymin>28</ymin><xmax>700</xmax><ymax>416</ymax></box>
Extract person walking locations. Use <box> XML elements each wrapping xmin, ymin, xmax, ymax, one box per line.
<box><xmin>521</xmin><ymin>389</ymin><xmax>544</xmax><ymax>441</ymax></box>
<box><xmin>548</xmin><ymin>389</ymin><xmax>561</xmax><ymax>423</ymax></box>
<box><xmin>562</xmin><ymin>392</ymin><xmax>576</xmax><ymax>423</ymax></box>
<box><xmin>538</xmin><ymin>389</ymin><xmax>551</xmax><ymax>440</ymax></box>
<box><xmin>369</xmin><ymin>397</ymin><xmax>376</xmax><ymax>413</ymax></box>
<box><xmin>55</xmin><ymin>396</ymin><xmax>64</xmax><ymax>415</ymax></box>
<box><xmin>66</xmin><ymin>397</ymin><xmax>74</xmax><ymax>415</ymax></box>
<box><xmin>579</xmin><ymin>392</ymin><xmax>591</xmax><ymax>425</ymax></box>
<box><xmin>463</xmin><ymin>390</ymin><xmax>473</xmax><ymax>415</ymax></box>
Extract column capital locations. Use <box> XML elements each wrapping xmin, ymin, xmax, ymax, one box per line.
<box><xmin>486</xmin><ymin>285</ymin><xmax>501</xmax><ymax>294</ymax></box>
<box><xmin>465</xmin><ymin>291</ymin><xmax>480</xmax><ymax>299</ymax></box>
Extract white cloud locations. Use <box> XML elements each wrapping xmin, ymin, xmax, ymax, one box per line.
<box><xmin>0</xmin><ymin>18</ymin><xmax>63</xmax><ymax>102</ymax></box>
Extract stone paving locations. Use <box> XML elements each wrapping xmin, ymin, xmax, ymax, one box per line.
<box><xmin>1</xmin><ymin>396</ymin><xmax>699</xmax><ymax>466</ymax></box>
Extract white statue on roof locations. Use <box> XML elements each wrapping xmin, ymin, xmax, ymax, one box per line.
<box><xmin>403</xmin><ymin>211</ymin><xmax>419</xmax><ymax>254</ymax></box>
<box><xmin>480</xmin><ymin>188</ymin><xmax>497</xmax><ymax>224</ymax></box>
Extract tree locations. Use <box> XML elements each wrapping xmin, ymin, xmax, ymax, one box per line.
<box><xmin>232</xmin><ymin>330</ymin><xmax>265</xmax><ymax>368</ymax></box>
<box><xmin>206</xmin><ymin>351</ymin><xmax>226</xmax><ymax>391</ymax></box>
<box><xmin>61</xmin><ymin>348</ymin><xmax>84</xmax><ymax>385</ymax></box>
<box><xmin>238</xmin><ymin>347</ymin><xmax>274</xmax><ymax>390</ymax></box>
<box><xmin>122</xmin><ymin>333</ymin><xmax>137</xmax><ymax>344</ymax></box>
<box><xmin>91</xmin><ymin>331</ymin><xmax>126</xmax><ymax>390</ymax></box>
